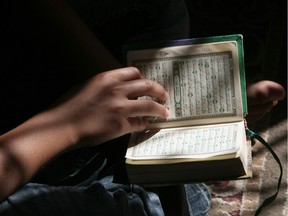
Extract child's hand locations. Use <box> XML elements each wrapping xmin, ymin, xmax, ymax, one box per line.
<box><xmin>246</xmin><ymin>80</ymin><xmax>286</xmax><ymax>123</ymax></box>
<box><xmin>56</xmin><ymin>67</ymin><xmax>169</xmax><ymax>147</ymax></box>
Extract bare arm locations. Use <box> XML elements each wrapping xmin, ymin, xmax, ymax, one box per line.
<box><xmin>0</xmin><ymin>0</ymin><xmax>140</xmax><ymax>201</ymax></box>
<box><xmin>0</xmin><ymin>67</ymin><xmax>169</xmax><ymax>202</ymax></box>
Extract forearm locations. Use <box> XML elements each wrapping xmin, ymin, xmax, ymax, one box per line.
<box><xmin>0</xmin><ymin>109</ymin><xmax>77</xmax><ymax>202</ymax></box>
<box><xmin>0</xmin><ymin>66</ymin><xmax>169</xmax><ymax>202</ymax></box>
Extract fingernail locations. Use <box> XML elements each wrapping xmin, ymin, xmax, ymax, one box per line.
<box><xmin>165</xmin><ymin>109</ymin><xmax>170</xmax><ymax>118</ymax></box>
<box><xmin>165</xmin><ymin>91</ymin><xmax>169</xmax><ymax>100</ymax></box>
<box><xmin>273</xmin><ymin>100</ymin><xmax>278</xmax><ymax>106</ymax></box>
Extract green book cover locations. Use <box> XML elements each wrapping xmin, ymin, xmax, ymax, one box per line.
<box><xmin>124</xmin><ymin>34</ymin><xmax>247</xmax><ymax>128</ymax></box>
<box><xmin>124</xmin><ymin>35</ymin><xmax>250</xmax><ymax>184</ymax></box>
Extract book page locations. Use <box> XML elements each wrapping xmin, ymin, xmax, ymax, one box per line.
<box><xmin>126</xmin><ymin>121</ymin><xmax>245</xmax><ymax>160</ymax></box>
<box><xmin>127</xmin><ymin>42</ymin><xmax>243</xmax><ymax>125</ymax></box>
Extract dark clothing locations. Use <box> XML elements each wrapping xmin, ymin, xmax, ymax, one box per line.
<box><xmin>0</xmin><ymin>1</ymin><xmax>211</xmax><ymax>215</ymax></box>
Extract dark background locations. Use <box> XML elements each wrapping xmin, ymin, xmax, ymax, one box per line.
<box><xmin>1</xmin><ymin>0</ymin><xmax>287</xmax><ymax>133</ymax></box>
<box><xmin>185</xmin><ymin>0</ymin><xmax>287</xmax><ymax>125</ymax></box>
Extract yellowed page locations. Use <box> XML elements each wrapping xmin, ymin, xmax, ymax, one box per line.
<box><xmin>126</xmin><ymin>121</ymin><xmax>245</xmax><ymax>162</ymax></box>
<box><xmin>127</xmin><ymin>42</ymin><xmax>243</xmax><ymax>129</ymax></box>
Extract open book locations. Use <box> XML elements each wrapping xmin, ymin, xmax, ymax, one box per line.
<box><xmin>124</xmin><ymin>35</ymin><xmax>252</xmax><ymax>185</ymax></box>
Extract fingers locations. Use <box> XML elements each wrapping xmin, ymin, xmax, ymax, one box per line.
<box><xmin>127</xmin><ymin>117</ymin><xmax>149</xmax><ymax>132</ymax></box>
<box><xmin>119</xmin><ymin>79</ymin><xmax>168</xmax><ymax>102</ymax></box>
<box><xmin>246</xmin><ymin>80</ymin><xmax>285</xmax><ymax>124</ymax></box>
<box><xmin>101</xmin><ymin>67</ymin><xmax>167</xmax><ymax>102</ymax></box>
<box><xmin>245</xmin><ymin>113</ymin><xmax>267</xmax><ymax>124</ymax></box>
<box><xmin>108</xmin><ymin>66</ymin><xmax>168</xmax><ymax>104</ymax></box>
<box><xmin>247</xmin><ymin>80</ymin><xmax>286</xmax><ymax>105</ymax></box>
<box><xmin>108</xmin><ymin>67</ymin><xmax>143</xmax><ymax>81</ymax></box>
<box><xmin>127</xmin><ymin>100</ymin><xmax>169</xmax><ymax>119</ymax></box>
<box><xmin>248</xmin><ymin>101</ymin><xmax>276</xmax><ymax>115</ymax></box>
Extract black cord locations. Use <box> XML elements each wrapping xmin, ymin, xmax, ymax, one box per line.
<box><xmin>246</xmin><ymin>128</ymin><xmax>283</xmax><ymax>216</ymax></box>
